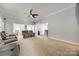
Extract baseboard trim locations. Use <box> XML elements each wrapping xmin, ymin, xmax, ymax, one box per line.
<box><xmin>48</xmin><ymin>37</ymin><xmax>79</xmax><ymax>46</ymax></box>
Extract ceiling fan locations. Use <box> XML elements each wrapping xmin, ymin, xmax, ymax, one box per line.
<box><xmin>29</xmin><ymin>9</ymin><xmax>39</xmax><ymax>18</ymax></box>
<box><xmin>24</xmin><ymin>9</ymin><xmax>38</xmax><ymax>18</ymax></box>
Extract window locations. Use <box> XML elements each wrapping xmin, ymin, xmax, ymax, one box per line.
<box><xmin>27</xmin><ymin>25</ymin><xmax>34</xmax><ymax>32</ymax></box>
<box><xmin>35</xmin><ymin>23</ymin><xmax>48</xmax><ymax>36</ymax></box>
<box><xmin>13</xmin><ymin>23</ymin><xmax>25</xmax><ymax>33</ymax></box>
<box><xmin>13</xmin><ymin>23</ymin><xmax>25</xmax><ymax>39</ymax></box>
<box><xmin>0</xmin><ymin>17</ymin><xmax>4</xmax><ymax>32</ymax></box>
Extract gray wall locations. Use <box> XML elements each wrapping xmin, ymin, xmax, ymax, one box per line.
<box><xmin>76</xmin><ymin>4</ymin><xmax>79</xmax><ymax>27</ymax></box>
<box><xmin>37</xmin><ymin>6</ymin><xmax>79</xmax><ymax>43</ymax></box>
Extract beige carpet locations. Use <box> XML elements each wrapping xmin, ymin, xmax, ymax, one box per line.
<box><xmin>18</xmin><ymin>37</ymin><xmax>79</xmax><ymax>56</ymax></box>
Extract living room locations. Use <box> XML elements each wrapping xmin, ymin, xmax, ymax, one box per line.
<box><xmin>0</xmin><ymin>3</ymin><xmax>79</xmax><ymax>56</ymax></box>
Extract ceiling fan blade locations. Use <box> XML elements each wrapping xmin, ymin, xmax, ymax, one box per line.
<box><xmin>34</xmin><ymin>14</ymin><xmax>38</xmax><ymax>16</ymax></box>
<box><xmin>32</xmin><ymin>15</ymin><xmax>36</xmax><ymax>18</ymax></box>
<box><xmin>30</xmin><ymin>9</ymin><xmax>33</xmax><ymax>15</ymax></box>
<box><xmin>32</xmin><ymin>14</ymin><xmax>38</xmax><ymax>18</ymax></box>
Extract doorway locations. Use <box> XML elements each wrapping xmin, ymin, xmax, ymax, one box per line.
<box><xmin>35</xmin><ymin>23</ymin><xmax>48</xmax><ymax>37</ymax></box>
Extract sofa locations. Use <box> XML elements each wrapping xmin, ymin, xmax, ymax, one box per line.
<box><xmin>22</xmin><ymin>30</ymin><xmax>35</xmax><ymax>38</ymax></box>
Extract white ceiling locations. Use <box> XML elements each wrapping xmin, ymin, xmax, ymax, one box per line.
<box><xmin>0</xmin><ymin>3</ymin><xmax>75</xmax><ymax>22</ymax></box>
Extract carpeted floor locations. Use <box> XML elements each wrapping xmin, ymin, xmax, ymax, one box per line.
<box><xmin>18</xmin><ymin>37</ymin><xmax>79</xmax><ymax>56</ymax></box>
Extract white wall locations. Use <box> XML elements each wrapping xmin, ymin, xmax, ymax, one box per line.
<box><xmin>1</xmin><ymin>17</ymin><xmax>33</xmax><ymax>34</ymax></box>
<box><xmin>37</xmin><ymin>6</ymin><xmax>79</xmax><ymax>43</ymax></box>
